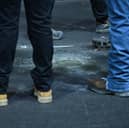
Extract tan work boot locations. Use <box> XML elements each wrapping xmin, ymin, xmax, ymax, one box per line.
<box><xmin>34</xmin><ymin>89</ymin><xmax>52</xmax><ymax>103</ymax></box>
<box><xmin>0</xmin><ymin>94</ymin><xmax>8</xmax><ymax>106</ymax></box>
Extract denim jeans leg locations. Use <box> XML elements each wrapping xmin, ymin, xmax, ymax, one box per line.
<box><xmin>107</xmin><ymin>0</ymin><xmax>129</xmax><ymax>92</ymax></box>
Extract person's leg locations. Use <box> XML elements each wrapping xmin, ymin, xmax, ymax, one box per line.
<box><xmin>87</xmin><ymin>0</ymin><xmax>129</xmax><ymax>97</ymax></box>
<box><xmin>0</xmin><ymin>0</ymin><xmax>21</xmax><ymax>105</ymax></box>
<box><xmin>24</xmin><ymin>0</ymin><xmax>54</xmax><ymax>103</ymax></box>
<box><xmin>90</xmin><ymin>0</ymin><xmax>109</xmax><ymax>33</ymax></box>
<box><xmin>107</xmin><ymin>0</ymin><xmax>129</xmax><ymax>92</ymax></box>
<box><xmin>90</xmin><ymin>0</ymin><xmax>108</xmax><ymax>24</ymax></box>
<box><xmin>0</xmin><ymin>1</ymin><xmax>21</xmax><ymax>93</ymax></box>
<box><xmin>90</xmin><ymin>0</ymin><xmax>110</xmax><ymax>49</ymax></box>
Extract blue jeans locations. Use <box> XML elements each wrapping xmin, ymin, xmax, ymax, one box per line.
<box><xmin>107</xmin><ymin>0</ymin><xmax>129</xmax><ymax>92</ymax></box>
<box><xmin>0</xmin><ymin>0</ymin><xmax>54</xmax><ymax>93</ymax></box>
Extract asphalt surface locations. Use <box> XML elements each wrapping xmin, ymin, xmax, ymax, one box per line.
<box><xmin>0</xmin><ymin>0</ymin><xmax>129</xmax><ymax>128</ymax></box>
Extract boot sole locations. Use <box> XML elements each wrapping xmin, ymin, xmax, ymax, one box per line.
<box><xmin>34</xmin><ymin>91</ymin><xmax>52</xmax><ymax>104</ymax></box>
<box><xmin>88</xmin><ymin>86</ymin><xmax>129</xmax><ymax>97</ymax></box>
<box><xmin>0</xmin><ymin>99</ymin><xmax>8</xmax><ymax>106</ymax></box>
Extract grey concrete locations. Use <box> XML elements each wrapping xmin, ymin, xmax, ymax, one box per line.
<box><xmin>0</xmin><ymin>0</ymin><xmax>129</xmax><ymax>128</ymax></box>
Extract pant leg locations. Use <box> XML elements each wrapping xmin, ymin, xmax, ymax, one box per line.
<box><xmin>107</xmin><ymin>0</ymin><xmax>129</xmax><ymax>92</ymax></box>
<box><xmin>24</xmin><ymin>0</ymin><xmax>55</xmax><ymax>91</ymax></box>
<box><xmin>0</xmin><ymin>0</ymin><xmax>21</xmax><ymax>93</ymax></box>
<box><xmin>90</xmin><ymin>0</ymin><xmax>108</xmax><ymax>24</ymax></box>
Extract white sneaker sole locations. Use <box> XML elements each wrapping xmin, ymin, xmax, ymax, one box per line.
<box><xmin>96</xmin><ymin>29</ymin><xmax>109</xmax><ymax>33</ymax></box>
<box><xmin>115</xmin><ymin>92</ymin><xmax>129</xmax><ymax>97</ymax></box>
<box><xmin>38</xmin><ymin>96</ymin><xmax>52</xmax><ymax>104</ymax></box>
<box><xmin>34</xmin><ymin>91</ymin><xmax>52</xmax><ymax>104</ymax></box>
<box><xmin>0</xmin><ymin>99</ymin><xmax>8</xmax><ymax>106</ymax></box>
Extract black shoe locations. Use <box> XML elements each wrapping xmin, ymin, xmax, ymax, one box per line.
<box><xmin>92</xmin><ymin>36</ymin><xmax>110</xmax><ymax>48</ymax></box>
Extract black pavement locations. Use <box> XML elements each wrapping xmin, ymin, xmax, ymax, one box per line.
<box><xmin>0</xmin><ymin>0</ymin><xmax>129</xmax><ymax>128</ymax></box>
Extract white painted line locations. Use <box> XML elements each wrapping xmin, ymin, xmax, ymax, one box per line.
<box><xmin>54</xmin><ymin>45</ymin><xmax>74</xmax><ymax>48</ymax></box>
<box><xmin>20</xmin><ymin>45</ymin><xmax>28</xmax><ymax>49</ymax></box>
<box><xmin>17</xmin><ymin>45</ymin><xmax>74</xmax><ymax>49</ymax></box>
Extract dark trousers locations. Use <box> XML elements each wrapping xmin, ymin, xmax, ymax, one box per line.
<box><xmin>90</xmin><ymin>0</ymin><xmax>108</xmax><ymax>24</ymax></box>
<box><xmin>0</xmin><ymin>0</ymin><xmax>54</xmax><ymax>93</ymax></box>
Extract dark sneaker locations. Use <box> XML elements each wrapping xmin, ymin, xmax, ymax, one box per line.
<box><xmin>52</xmin><ymin>29</ymin><xmax>63</xmax><ymax>40</ymax></box>
<box><xmin>92</xmin><ymin>36</ymin><xmax>110</xmax><ymax>48</ymax></box>
<box><xmin>96</xmin><ymin>23</ymin><xmax>109</xmax><ymax>33</ymax></box>
<box><xmin>0</xmin><ymin>94</ymin><xmax>8</xmax><ymax>106</ymax></box>
<box><xmin>87</xmin><ymin>78</ymin><xmax>129</xmax><ymax>97</ymax></box>
<box><xmin>34</xmin><ymin>89</ymin><xmax>53</xmax><ymax>103</ymax></box>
